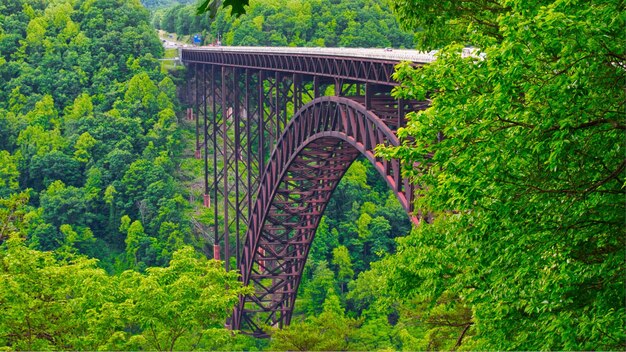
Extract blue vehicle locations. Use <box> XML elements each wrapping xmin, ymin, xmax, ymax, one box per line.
<box><xmin>193</xmin><ymin>34</ymin><xmax>202</xmax><ymax>46</ymax></box>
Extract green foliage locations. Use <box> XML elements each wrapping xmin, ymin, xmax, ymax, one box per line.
<box><xmin>0</xmin><ymin>0</ymin><xmax>187</xmax><ymax>269</ymax></box>
<box><xmin>157</xmin><ymin>0</ymin><xmax>414</xmax><ymax>49</ymax></box>
<box><xmin>29</xmin><ymin>150</ymin><xmax>82</xmax><ymax>190</ymax></box>
<box><xmin>112</xmin><ymin>246</ymin><xmax>250</xmax><ymax>350</ymax></box>
<box><xmin>73</xmin><ymin>131</ymin><xmax>97</xmax><ymax>162</ymax></box>
<box><xmin>0</xmin><ymin>151</ymin><xmax>19</xmax><ymax>197</ymax></box>
<box><xmin>332</xmin><ymin>245</ymin><xmax>354</xmax><ymax>293</ymax></box>
<box><xmin>0</xmin><ymin>235</ymin><xmax>113</xmax><ymax>350</ymax></box>
<box><xmin>197</xmin><ymin>0</ymin><xmax>249</xmax><ymax>18</ymax></box>
<box><xmin>0</xmin><ymin>192</ymin><xmax>31</xmax><ymax>243</ymax></box>
<box><xmin>40</xmin><ymin>181</ymin><xmax>89</xmax><ymax>229</ymax></box>
<box><xmin>308</xmin><ymin>216</ymin><xmax>338</xmax><ymax>263</ymax></box>
<box><xmin>0</xmin><ymin>235</ymin><xmax>247</xmax><ymax>350</ymax></box>
<box><xmin>375</xmin><ymin>0</ymin><xmax>626</xmax><ymax>349</ymax></box>
<box><xmin>299</xmin><ymin>260</ymin><xmax>336</xmax><ymax>316</ymax></box>
<box><xmin>270</xmin><ymin>289</ymin><xmax>361</xmax><ymax>351</ymax></box>
<box><xmin>0</xmin><ymin>14</ymin><xmax>193</xmax><ymax>343</ymax></box>
<box><xmin>320</xmin><ymin>160</ymin><xmax>411</xmax><ymax>273</ymax></box>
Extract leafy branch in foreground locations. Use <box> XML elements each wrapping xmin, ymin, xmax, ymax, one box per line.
<box><xmin>196</xmin><ymin>0</ymin><xmax>250</xmax><ymax>17</ymax></box>
<box><xmin>376</xmin><ymin>0</ymin><xmax>625</xmax><ymax>349</ymax></box>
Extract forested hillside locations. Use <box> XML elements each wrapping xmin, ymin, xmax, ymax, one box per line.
<box><xmin>154</xmin><ymin>0</ymin><xmax>415</xmax><ymax>48</ymax></box>
<box><xmin>0</xmin><ymin>0</ymin><xmax>251</xmax><ymax>349</ymax></box>
<box><xmin>0</xmin><ymin>0</ymin><xmax>184</xmax><ymax>270</ymax></box>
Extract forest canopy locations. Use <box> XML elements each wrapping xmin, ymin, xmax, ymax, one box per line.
<box><xmin>0</xmin><ymin>0</ymin><xmax>250</xmax><ymax>349</ymax></box>
<box><xmin>154</xmin><ymin>0</ymin><xmax>416</xmax><ymax>48</ymax></box>
<box><xmin>0</xmin><ymin>0</ymin><xmax>182</xmax><ymax>269</ymax></box>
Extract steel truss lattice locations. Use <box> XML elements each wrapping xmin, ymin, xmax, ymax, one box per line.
<box><xmin>183</xmin><ymin>49</ymin><xmax>427</xmax><ymax>337</ymax></box>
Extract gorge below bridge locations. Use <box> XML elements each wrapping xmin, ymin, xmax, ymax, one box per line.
<box><xmin>180</xmin><ymin>46</ymin><xmax>434</xmax><ymax>337</ymax></box>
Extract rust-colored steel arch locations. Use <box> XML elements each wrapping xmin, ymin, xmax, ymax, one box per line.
<box><xmin>232</xmin><ymin>96</ymin><xmax>417</xmax><ymax>336</ymax></box>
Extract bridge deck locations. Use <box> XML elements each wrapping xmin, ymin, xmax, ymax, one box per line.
<box><xmin>181</xmin><ymin>46</ymin><xmax>436</xmax><ymax>85</ymax></box>
<box><xmin>182</xmin><ymin>46</ymin><xmax>436</xmax><ymax>63</ymax></box>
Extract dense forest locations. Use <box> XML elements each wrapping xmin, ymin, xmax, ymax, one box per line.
<box><xmin>153</xmin><ymin>0</ymin><xmax>416</xmax><ymax>48</ymax></box>
<box><xmin>0</xmin><ymin>0</ymin><xmax>252</xmax><ymax>349</ymax></box>
<box><xmin>1</xmin><ymin>0</ymin><xmax>624</xmax><ymax>350</ymax></box>
<box><xmin>0</xmin><ymin>0</ymin><xmax>185</xmax><ymax>270</ymax></box>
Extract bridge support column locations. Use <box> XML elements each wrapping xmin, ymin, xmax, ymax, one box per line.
<box><xmin>292</xmin><ymin>74</ymin><xmax>303</xmax><ymax>112</ymax></box>
<box><xmin>234</xmin><ymin>69</ymin><xmax>241</xmax><ymax>267</ymax></box>
<box><xmin>210</xmin><ymin>65</ymin><xmax>221</xmax><ymax>257</ymax></box>
<box><xmin>313</xmin><ymin>76</ymin><xmax>320</xmax><ymax>98</ymax></box>
<box><xmin>365</xmin><ymin>83</ymin><xmax>372</xmax><ymax>110</ymax></box>
<box><xmin>221</xmin><ymin>66</ymin><xmax>231</xmax><ymax>271</ymax></box>
<box><xmin>202</xmin><ymin>63</ymin><xmax>210</xmax><ymax>210</ymax></box>
<box><xmin>195</xmin><ymin>63</ymin><xmax>201</xmax><ymax>160</ymax></box>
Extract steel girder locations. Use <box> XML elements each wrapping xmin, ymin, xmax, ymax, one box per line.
<box><xmin>232</xmin><ymin>96</ymin><xmax>418</xmax><ymax>336</ymax></box>
<box><xmin>181</xmin><ymin>49</ymin><xmax>404</xmax><ymax>86</ymax></box>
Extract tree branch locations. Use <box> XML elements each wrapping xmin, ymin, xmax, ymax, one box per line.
<box><xmin>496</xmin><ymin>115</ymin><xmax>535</xmax><ymax>129</ymax></box>
<box><xmin>583</xmin><ymin>159</ymin><xmax>626</xmax><ymax>194</ymax></box>
<box><xmin>452</xmin><ymin>322</ymin><xmax>474</xmax><ymax>351</ymax></box>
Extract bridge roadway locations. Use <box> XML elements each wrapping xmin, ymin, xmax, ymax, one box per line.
<box><xmin>180</xmin><ymin>47</ymin><xmax>427</xmax><ymax>337</ymax></box>
<box><xmin>182</xmin><ymin>45</ymin><xmax>436</xmax><ymax>63</ymax></box>
<box><xmin>181</xmin><ymin>46</ymin><xmax>435</xmax><ymax>86</ymax></box>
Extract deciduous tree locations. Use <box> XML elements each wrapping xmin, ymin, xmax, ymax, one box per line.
<box><xmin>377</xmin><ymin>0</ymin><xmax>626</xmax><ymax>349</ymax></box>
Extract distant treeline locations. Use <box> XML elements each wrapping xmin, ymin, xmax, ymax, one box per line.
<box><xmin>153</xmin><ymin>0</ymin><xmax>416</xmax><ymax>48</ymax></box>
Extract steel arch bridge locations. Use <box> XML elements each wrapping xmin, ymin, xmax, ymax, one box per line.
<box><xmin>180</xmin><ymin>46</ymin><xmax>432</xmax><ymax>337</ymax></box>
